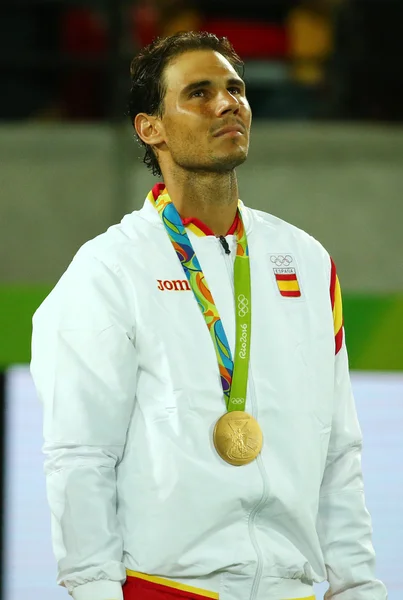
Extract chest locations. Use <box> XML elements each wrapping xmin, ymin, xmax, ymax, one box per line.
<box><xmin>123</xmin><ymin>235</ymin><xmax>334</xmax><ymax>397</ymax></box>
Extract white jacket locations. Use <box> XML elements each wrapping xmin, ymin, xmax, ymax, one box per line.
<box><xmin>30</xmin><ymin>195</ymin><xmax>387</xmax><ymax>600</ymax></box>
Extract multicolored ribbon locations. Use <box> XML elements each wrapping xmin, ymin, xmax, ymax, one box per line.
<box><xmin>149</xmin><ymin>186</ymin><xmax>251</xmax><ymax>413</ymax></box>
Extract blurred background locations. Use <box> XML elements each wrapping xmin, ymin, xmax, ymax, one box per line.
<box><xmin>0</xmin><ymin>0</ymin><xmax>402</xmax><ymax>599</ymax></box>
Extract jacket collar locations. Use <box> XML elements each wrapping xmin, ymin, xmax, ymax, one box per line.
<box><xmin>139</xmin><ymin>183</ymin><xmax>253</xmax><ymax>237</ymax></box>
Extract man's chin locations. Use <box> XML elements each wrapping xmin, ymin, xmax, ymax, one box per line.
<box><xmin>208</xmin><ymin>149</ymin><xmax>249</xmax><ymax>172</ymax></box>
<box><xmin>174</xmin><ymin>149</ymin><xmax>248</xmax><ymax>174</ymax></box>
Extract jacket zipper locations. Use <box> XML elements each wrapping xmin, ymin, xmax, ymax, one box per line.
<box><xmin>219</xmin><ymin>238</ymin><xmax>270</xmax><ymax>600</ymax></box>
<box><xmin>247</xmin><ymin>380</ymin><xmax>270</xmax><ymax>600</ymax></box>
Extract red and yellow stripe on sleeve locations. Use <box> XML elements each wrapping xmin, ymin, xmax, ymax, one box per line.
<box><xmin>330</xmin><ymin>257</ymin><xmax>343</xmax><ymax>355</ymax></box>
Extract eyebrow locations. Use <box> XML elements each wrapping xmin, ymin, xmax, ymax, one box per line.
<box><xmin>181</xmin><ymin>77</ymin><xmax>245</xmax><ymax>96</ymax></box>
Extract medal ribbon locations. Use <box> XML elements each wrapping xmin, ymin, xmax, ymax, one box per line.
<box><xmin>150</xmin><ymin>187</ymin><xmax>251</xmax><ymax>413</ymax></box>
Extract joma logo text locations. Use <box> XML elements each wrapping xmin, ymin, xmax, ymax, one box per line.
<box><xmin>157</xmin><ymin>279</ymin><xmax>191</xmax><ymax>291</ymax></box>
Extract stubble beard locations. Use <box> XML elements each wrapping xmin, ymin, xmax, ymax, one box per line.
<box><xmin>172</xmin><ymin>146</ymin><xmax>248</xmax><ymax>175</ymax></box>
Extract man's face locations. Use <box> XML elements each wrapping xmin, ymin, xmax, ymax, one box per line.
<box><xmin>157</xmin><ymin>50</ymin><xmax>252</xmax><ymax>174</ymax></box>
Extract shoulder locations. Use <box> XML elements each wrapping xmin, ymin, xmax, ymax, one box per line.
<box><xmin>33</xmin><ymin>210</ymin><xmax>148</xmax><ymax>325</ymax></box>
<box><xmin>248</xmin><ymin>206</ymin><xmax>330</xmax><ymax>266</ymax></box>
<box><xmin>73</xmin><ymin>209</ymin><xmax>150</xmax><ymax>273</ymax></box>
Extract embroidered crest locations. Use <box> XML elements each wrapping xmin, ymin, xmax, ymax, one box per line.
<box><xmin>270</xmin><ymin>255</ymin><xmax>301</xmax><ymax>298</ymax></box>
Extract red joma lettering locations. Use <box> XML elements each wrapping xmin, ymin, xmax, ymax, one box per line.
<box><xmin>157</xmin><ymin>279</ymin><xmax>191</xmax><ymax>291</ymax></box>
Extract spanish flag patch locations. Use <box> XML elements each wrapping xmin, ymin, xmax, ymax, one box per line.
<box><xmin>274</xmin><ymin>268</ymin><xmax>301</xmax><ymax>298</ymax></box>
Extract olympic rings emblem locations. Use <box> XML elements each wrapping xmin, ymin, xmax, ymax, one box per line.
<box><xmin>270</xmin><ymin>254</ymin><xmax>293</xmax><ymax>267</ymax></box>
<box><xmin>237</xmin><ymin>294</ymin><xmax>249</xmax><ymax>317</ymax></box>
<box><xmin>230</xmin><ymin>398</ymin><xmax>245</xmax><ymax>405</ymax></box>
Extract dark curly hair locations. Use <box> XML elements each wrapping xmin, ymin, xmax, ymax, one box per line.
<box><xmin>128</xmin><ymin>31</ymin><xmax>244</xmax><ymax>177</ymax></box>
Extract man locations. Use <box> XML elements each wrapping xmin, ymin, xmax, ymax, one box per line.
<box><xmin>30</xmin><ymin>32</ymin><xmax>387</xmax><ymax>600</ymax></box>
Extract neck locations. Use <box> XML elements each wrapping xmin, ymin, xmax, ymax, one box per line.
<box><xmin>162</xmin><ymin>168</ymin><xmax>239</xmax><ymax>237</ymax></box>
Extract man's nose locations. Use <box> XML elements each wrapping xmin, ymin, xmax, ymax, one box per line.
<box><xmin>216</xmin><ymin>91</ymin><xmax>240</xmax><ymax>116</ymax></box>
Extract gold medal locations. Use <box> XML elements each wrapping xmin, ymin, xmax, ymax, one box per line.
<box><xmin>213</xmin><ymin>411</ymin><xmax>263</xmax><ymax>466</ymax></box>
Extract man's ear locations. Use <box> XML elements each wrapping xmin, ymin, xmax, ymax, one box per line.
<box><xmin>134</xmin><ymin>113</ymin><xmax>164</xmax><ymax>146</ymax></box>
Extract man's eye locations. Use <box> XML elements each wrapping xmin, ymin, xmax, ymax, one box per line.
<box><xmin>191</xmin><ymin>89</ymin><xmax>205</xmax><ymax>98</ymax></box>
<box><xmin>228</xmin><ymin>87</ymin><xmax>242</xmax><ymax>95</ymax></box>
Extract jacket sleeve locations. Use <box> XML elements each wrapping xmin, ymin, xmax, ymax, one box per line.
<box><xmin>30</xmin><ymin>248</ymin><xmax>138</xmax><ymax>600</ymax></box>
<box><xmin>316</xmin><ymin>259</ymin><xmax>387</xmax><ymax>600</ymax></box>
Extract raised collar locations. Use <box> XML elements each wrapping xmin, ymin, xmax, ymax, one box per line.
<box><xmin>148</xmin><ymin>182</ymin><xmax>241</xmax><ymax>237</ymax></box>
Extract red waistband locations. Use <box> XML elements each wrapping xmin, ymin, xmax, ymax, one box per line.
<box><xmin>123</xmin><ymin>572</ymin><xmax>218</xmax><ymax>600</ymax></box>
<box><xmin>123</xmin><ymin>571</ymin><xmax>315</xmax><ymax>600</ymax></box>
